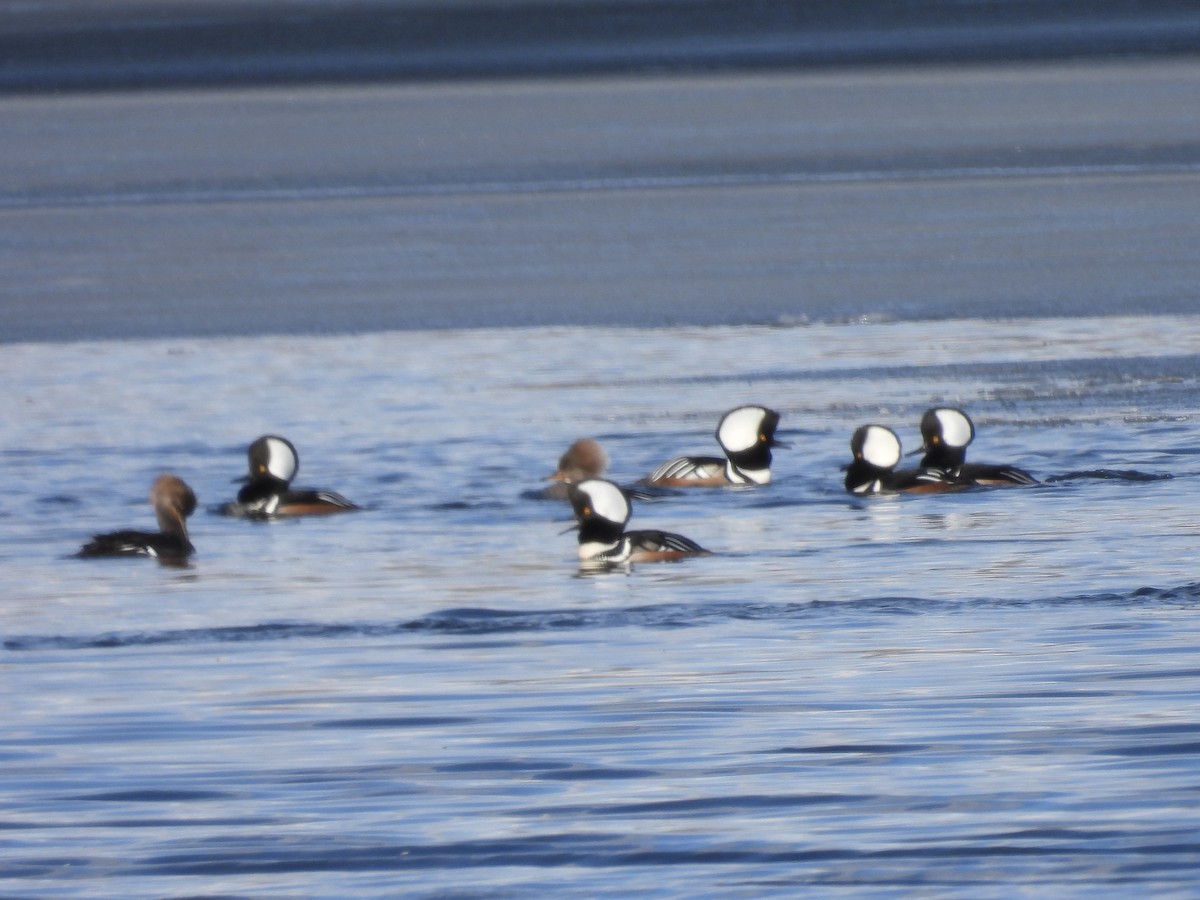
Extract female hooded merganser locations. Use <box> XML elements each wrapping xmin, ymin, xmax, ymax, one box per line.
<box><xmin>919</xmin><ymin>407</ymin><xmax>1038</xmax><ymax>486</ymax></box>
<box><xmin>567</xmin><ymin>478</ymin><xmax>708</xmax><ymax>566</ymax></box>
<box><xmin>218</xmin><ymin>435</ymin><xmax>359</xmax><ymax>517</ymax></box>
<box><xmin>645</xmin><ymin>406</ymin><xmax>786</xmax><ymax>486</ymax></box>
<box><xmin>844</xmin><ymin>425</ymin><xmax>963</xmax><ymax>495</ymax></box>
<box><xmin>78</xmin><ymin>474</ymin><xmax>196</xmax><ymax>562</ymax></box>
<box><xmin>542</xmin><ymin>437</ymin><xmax>609</xmax><ymax>500</ymax></box>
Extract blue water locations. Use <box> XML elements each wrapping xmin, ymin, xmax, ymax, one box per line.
<box><xmin>4</xmin><ymin>318</ymin><xmax>1200</xmax><ymax>895</ymax></box>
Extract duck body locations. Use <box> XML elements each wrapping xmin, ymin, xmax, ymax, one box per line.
<box><xmin>79</xmin><ymin>529</ymin><xmax>194</xmax><ymax>560</ymax></box>
<box><xmin>646</xmin><ymin>406</ymin><xmax>785</xmax><ymax>487</ymax></box>
<box><xmin>230</xmin><ymin>481</ymin><xmax>359</xmax><ymax>517</ymax></box>
<box><xmin>79</xmin><ymin>474</ymin><xmax>197</xmax><ymax>562</ymax></box>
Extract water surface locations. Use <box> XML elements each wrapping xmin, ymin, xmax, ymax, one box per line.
<box><xmin>4</xmin><ymin>316</ymin><xmax>1200</xmax><ymax>895</ymax></box>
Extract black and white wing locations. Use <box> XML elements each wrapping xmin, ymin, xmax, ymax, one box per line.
<box><xmin>646</xmin><ymin>455</ymin><xmax>726</xmax><ymax>483</ymax></box>
<box><xmin>959</xmin><ymin>463</ymin><xmax>1039</xmax><ymax>486</ymax></box>
<box><xmin>626</xmin><ymin>529</ymin><xmax>708</xmax><ymax>555</ymax></box>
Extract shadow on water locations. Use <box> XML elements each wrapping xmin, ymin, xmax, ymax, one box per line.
<box><xmin>1044</xmin><ymin>470</ymin><xmax>1174</xmax><ymax>483</ymax></box>
<box><xmin>8</xmin><ymin>583</ymin><xmax>1200</xmax><ymax>652</ymax></box>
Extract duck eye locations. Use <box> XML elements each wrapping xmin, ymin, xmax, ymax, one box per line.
<box><xmin>931</xmin><ymin>435</ymin><xmax>940</xmax><ymax>445</ymax></box>
<box><xmin>257</xmin><ymin>463</ymin><xmax>267</xmax><ymax>473</ymax></box>
<box><xmin>582</xmin><ymin>506</ymin><xmax>592</xmax><ymax>516</ymax></box>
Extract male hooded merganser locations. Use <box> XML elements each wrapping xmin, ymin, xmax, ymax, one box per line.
<box><xmin>844</xmin><ymin>425</ymin><xmax>963</xmax><ymax>495</ymax></box>
<box><xmin>78</xmin><ymin>474</ymin><xmax>196</xmax><ymax>562</ymax></box>
<box><xmin>645</xmin><ymin>406</ymin><xmax>786</xmax><ymax>486</ymax></box>
<box><xmin>218</xmin><ymin>435</ymin><xmax>359</xmax><ymax>517</ymax></box>
<box><xmin>567</xmin><ymin>478</ymin><xmax>707</xmax><ymax>566</ymax></box>
<box><xmin>542</xmin><ymin>437</ymin><xmax>609</xmax><ymax>500</ymax></box>
<box><xmin>919</xmin><ymin>407</ymin><xmax>1038</xmax><ymax>486</ymax></box>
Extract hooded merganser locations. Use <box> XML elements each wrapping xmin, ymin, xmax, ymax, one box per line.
<box><xmin>919</xmin><ymin>408</ymin><xmax>1038</xmax><ymax>486</ymax></box>
<box><xmin>645</xmin><ymin>406</ymin><xmax>786</xmax><ymax>486</ymax></box>
<box><xmin>218</xmin><ymin>435</ymin><xmax>359</xmax><ymax>517</ymax></box>
<box><xmin>567</xmin><ymin>478</ymin><xmax>707</xmax><ymax>566</ymax></box>
<box><xmin>78</xmin><ymin>474</ymin><xmax>196</xmax><ymax>562</ymax></box>
<box><xmin>844</xmin><ymin>425</ymin><xmax>964</xmax><ymax>495</ymax></box>
<box><xmin>542</xmin><ymin>437</ymin><xmax>609</xmax><ymax>501</ymax></box>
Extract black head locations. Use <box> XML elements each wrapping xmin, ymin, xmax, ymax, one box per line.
<box><xmin>920</xmin><ymin>408</ymin><xmax>974</xmax><ymax>469</ymax></box>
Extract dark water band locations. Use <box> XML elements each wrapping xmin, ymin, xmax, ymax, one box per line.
<box><xmin>5</xmin><ymin>0</ymin><xmax>1200</xmax><ymax>94</ymax></box>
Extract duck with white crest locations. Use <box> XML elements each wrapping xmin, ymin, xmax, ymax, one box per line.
<box><xmin>218</xmin><ymin>435</ymin><xmax>359</xmax><ymax>517</ymax></box>
<box><xmin>645</xmin><ymin>406</ymin><xmax>786</xmax><ymax>486</ymax></box>
<box><xmin>919</xmin><ymin>407</ymin><xmax>1038</xmax><ymax>486</ymax></box>
<box><xmin>567</xmin><ymin>478</ymin><xmax>708</xmax><ymax>567</ymax></box>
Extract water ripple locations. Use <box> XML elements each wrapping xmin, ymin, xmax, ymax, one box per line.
<box><xmin>7</xmin><ymin>583</ymin><xmax>1200</xmax><ymax>652</ymax></box>
<box><xmin>14</xmin><ymin>831</ymin><xmax>1195</xmax><ymax>880</ymax></box>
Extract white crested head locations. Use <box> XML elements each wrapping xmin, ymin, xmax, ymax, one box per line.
<box><xmin>857</xmin><ymin>425</ymin><xmax>901</xmax><ymax>469</ymax></box>
<box><xmin>249</xmin><ymin>435</ymin><xmax>299</xmax><ymax>483</ymax></box>
<box><xmin>932</xmin><ymin>408</ymin><xmax>974</xmax><ymax>450</ymax></box>
<box><xmin>573</xmin><ymin>479</ymin><xmax>631</xmax><ymax>527</ymax></box>
<box><xmin>717</xmin><ymin>406</ymin><xmax>770</xmax><ymax>453</ymax></box>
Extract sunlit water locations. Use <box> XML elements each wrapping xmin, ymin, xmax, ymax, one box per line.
<box><xmin>4</xmin><ymin>316</ymin><xmax>1200</xmax><ymax>896</ymax></box>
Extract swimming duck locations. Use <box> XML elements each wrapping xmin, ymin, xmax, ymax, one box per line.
<box><xmin>79</xmin><ymin>474</ymin><xmax>197</xmax><ymax>562</ymax></box>
<box><xmin>218</xmin><ymin>434</ymin><xmax>359</xmax><ymax>517</ymax></box>
<box><xmin>567</xmin><ymin>478</ymin><xmax>707</xmax><ymax>566</ymax></box>
<box><xmin>645</xmin><ymin>406</ymin><xmax>785</xmax><ymax>486</ymax></box>
<box><xmin>919</xmin><ymin>407</ymin><xmax>1038</xmax><ymax>486</ymax></box>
